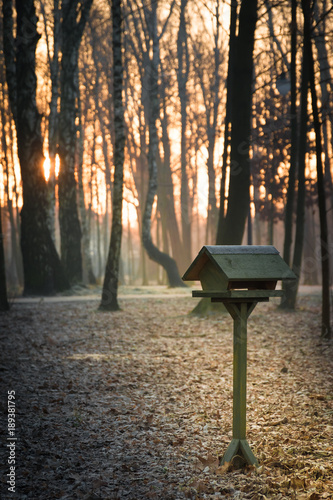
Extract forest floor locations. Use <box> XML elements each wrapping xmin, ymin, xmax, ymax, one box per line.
<box><xmin>0</xmin><ymin>286</ymin><xmax>332</xmax><ymax>499</ymax></box>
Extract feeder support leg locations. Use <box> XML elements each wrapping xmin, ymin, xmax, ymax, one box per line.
<box><xmin>221</xmin><ymin>301</ymin><xmax>258</xmax><ymax>466</ymax></box>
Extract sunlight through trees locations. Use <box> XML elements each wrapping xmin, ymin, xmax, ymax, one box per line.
<box><xmin>0</xmin><ymin>0</ymin><xmax>332</xmax><ymax>334</ymax></box>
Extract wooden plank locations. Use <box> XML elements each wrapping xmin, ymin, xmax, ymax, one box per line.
<box><xmin>211</xmin><ymin>254</ymin><xmax>296</xmax><ymax>280</ymax></box>
<box><xmin>182</xmin><ymin>250</ymin><xmax>209</xmax><ymax>280</ymax></box>
<box><xmin>221</xmin><ymin>439</ymin><xmax>240</xmax><ymax>465</ymax></box>
<box><xmin>239</xmin><ymin>439</ymin><xmax>259</xmax><ymax>466</ymax></box>
<box><xmin>204</xmin><ymin>245</ymin><xmax>278</xmax><ymax>255</ymax></box>
<box><xmin>211</xmin><ymin>297</ymin><xmax>269</xmax><ymax>303</ymax></box>
<box><xmin>220</xmin><ymin>301</ymin><xmax>259</xmax><ymax>467</ymax></box>
<box><xmin>198</xmin><ymin>260</ymin><xmax>228</xmax><ymax>290</ymax></box>
<box><xmin>232</xmin><ymin>303</ymin><xmax>247</xmax><ymax>440</ymax></box>
<box><xmin>193</xmin><ymin>290</ymin><xmax>284</xmax><ymax>299</ymax></box>
<box><xmin>221</xmin><ymin>439</ymin><xmax>259</xmax><ymax>466</ymax></box>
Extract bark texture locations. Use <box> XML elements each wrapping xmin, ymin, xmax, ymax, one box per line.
<box><xmin>216</xmin><ymin>0</ymin><xmax>237</xmax><ymax>244</ymax></box>
<box><xmin>177</xmin><ymin>0</ymin><xmax>191</xmax><ymax>266</ymax></box>
<box><xmin>281</xmin><ymin>21</ymin><xmax>309</xmax><ymax>310</ymax></box>
<box><xmin>159</xmin><ymin>70</ymin><xmax>183</xmax><ymax>267</ymax></box>
<box><xmin>100</xmin><ymin>0</ymin><xmax>125</xmax><ymax>311</ymax></box>
<box><xmin>282</xmin><ymin>0</ymin><xmax>297</xmax><ymax>267</ymax></box>
<box><xmin>40</xmin><ymin>0</ymin><xmax>61</xmax><ymax>241</ymax></box>
<box><xmin>219</xmin><ymin>0</ymin><xmax>258</xmax><ymax>244</ymax></box>
<box><xmin>3</xmin><ymin>0</ymin><xmax>69</xmax><ymax>295</ymax></box>
<box><xmin>0</xmin><ymin>204</ymin><xmax>9</xmax><ymax>311</ymax></box>
<box><xmin>304</xmin><ymin>0</ymin><xmax>331</xmax><ymax>339</ymax></box>
<box><xmin>58</xmin><ymin>0</ymin><xmax>93</xmax><ymax>284</ymax></box>
<box><xmin>0</xmin><ymin>68</ymin><xmax>23</xmax><ymax>285</ymax></box>
<box><xmin>142</xmin><ymin>1</ymin><xmax>185</xmax><ymax>288</ymax></box>
<box><xmin>77</xmin><ymin>98</ymin><xmax>96</xmax><ymax>285</ymax></box>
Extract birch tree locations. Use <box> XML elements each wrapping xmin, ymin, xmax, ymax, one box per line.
<box><xmin>100</xmin><ymin>0</ymin><xmax>125</xmax><ymax>311</ymax></box>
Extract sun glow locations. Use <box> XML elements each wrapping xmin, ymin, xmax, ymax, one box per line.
<box><xmin>43</xmin><ymin>154</ymin><xmax>60</xmax><ymax>181</ymax></box>
<box><xmin>43</xmin><ymin>156</ymin><xmax>51</xmax><ymax>181</ymax></box>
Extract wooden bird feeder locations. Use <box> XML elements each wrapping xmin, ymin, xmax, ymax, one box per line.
<box><xmin>183</xmin><ymin>245</ymin><xmax>296</xmax><ymax>466</ymax></box>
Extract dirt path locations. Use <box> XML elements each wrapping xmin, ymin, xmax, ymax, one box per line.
<box><xmin>0</xmin><ymin>291</ymin><xmax>332</xmax><ymax>499</ymax></box>
<box><xmin>10</xmin><ymin>284</ymin><xmax>322</xmax><ymax>304</ymax></box>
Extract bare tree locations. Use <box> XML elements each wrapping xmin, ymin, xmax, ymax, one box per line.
<box><xmin>191</xmin><ymin>1</ymin><xmax>222</xmax><ymax>243</ymax></box>
<box><xmin>2</xmin><ymin>0</ymin><xmax>69</xmax><ymax>295</ymax></box>
<box><xmin>177</xmin><ymin>0</ymin><xmax>191</xmax><ymax>264</ymax></box>
<box><xmin>58</xmin><ymin>0</ymin><xmax>93</xmax><ymax>285</ymax></box>
<box><xmin>281</xmin><ymin>0</ymin><xmax>298</xmax><ymax>304</ymax></box>
<box><xmin>141</xmin><ymin>0</ymin><xmax>185</xmax><ymax>287</ymax></box>
<box><xmin>100</xmin><ymin>0</ymin><xmax>125</xmax><ymax>311</ymax></box>
<box><xmin>39</xmin><ymin>0</ymin><xmax>61</xmax><ymax>242</ymax></box>
<box><xmin>0</xmin><ymin>204</ymin><xmax>9</xmax><ymax>310</ymax></box>
<box><xmin>216</xmin><ymin>0</ymin><xmax>237</xmax><ymax>243</ymax></box>
<box><xmin>303</xmin><ymin>0</ymin><xmax>331</xmax><ymax>339</ymax></box>
<box><xmin>217</xmin><ymin>0</ymin><xmax>258</xmax><ymax>244</ymax></box>
<box><xmin>222</xmin><ymin>0</ymin><xmax>258</xmax><ymax>244</ymax></box>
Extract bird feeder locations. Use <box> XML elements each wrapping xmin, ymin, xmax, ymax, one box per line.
<box><xmin>183</xmin><ymin>245</ymin><xmax>296</xmax><ymax>466</ymax></box>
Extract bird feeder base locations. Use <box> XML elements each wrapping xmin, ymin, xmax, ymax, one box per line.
<box><xmin>221</xmin><ymin>438</ymin><xmax>258</xmax><ymax>467</ymax></box>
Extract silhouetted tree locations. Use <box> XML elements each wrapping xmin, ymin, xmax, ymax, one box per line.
<box><xmin>2</xmin><ymin>0</ymin><xmax>69</xmax><ymax>295</ymax></box>
<box><xmin>0</xmin><ymin>204</ymin><xmax>9</xmax><ymax>311</ymax></box>
<box><xmin>217</xmin><ymin>0</ymin><xmax>258</xmax><ymax>244</ymax></box>
<box><xmin>58</xmin><ymin>0</ymin><xmax>93</xmax><ymax>284</ymax></box>
<box><xmin>303</xmin><ymin>0</ymin><xmax>331</xmax><ymax>338</ymax></box>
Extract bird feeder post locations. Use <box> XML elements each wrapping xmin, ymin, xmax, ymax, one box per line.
<box><xmin>182</xmin><ymin>245</ymin><xmax>296</xmax><ymax>467</ymax></box>
<box><xmin>222</xmin><ymin>301</ymin><xmax>258</xmax><ymax>466</ymax></box>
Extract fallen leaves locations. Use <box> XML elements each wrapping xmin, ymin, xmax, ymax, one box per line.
<box><xmin>0</xmin><ymin>290</ymin><xmax>332</xmax><ymax>498</ymax></box>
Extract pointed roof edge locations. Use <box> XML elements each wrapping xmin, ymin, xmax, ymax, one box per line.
<box><xmin>203</xmin><ymin>245</ymin><xmax>279</xmax><ymax>255</ymax></box>
<box><xmin>182</xmin><ymin>246</ymin><xmax>210</xmax><ymax>281</ymax></box>
<box><xmin>183</xmin><ymin>245</ymin><xmax>232</xmax><ymax>281</ymax></box>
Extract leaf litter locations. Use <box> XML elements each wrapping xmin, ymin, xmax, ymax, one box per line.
<box><xmin>0</xmin><ymin>290</ymin><xmax>332</xmax><ymax>499</ymax></box>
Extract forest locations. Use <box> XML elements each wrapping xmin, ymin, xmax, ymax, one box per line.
<box><xmin>0</xmin><ymin>0</ymin><xmax>332</xmax><ymax>318</ymax></box>
<box><xmin>0</xmin><ymin>0</ymin><xmax>333</xmax><ymax>498</ymax></box>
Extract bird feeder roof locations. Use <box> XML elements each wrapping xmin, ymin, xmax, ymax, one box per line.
<box><xmin>182</xmin><ymin>245</ymin><xmax>296</xmax><ymax>283</ymax></box>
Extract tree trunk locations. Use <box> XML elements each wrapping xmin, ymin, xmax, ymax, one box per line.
<box><xmin>0</xmin><ymin>71</ymin><xmax>23</xmax><ymax>286</ymax></box>
<box><xmin>77</xmin><ymin>93</ymin><xmax>96</xmax><ymax>285</ymax></box>
<box><xmin>218</xmin><ymin>0</ymin><xmax>258</xmax><ymax>244</ymax></box>
<box><xmin>281</xmin><ymin>33</ymin><xmax>309</xmax><ymax>310</ymax></box>
<box><xmin>0</xmin><ymin>204</ymin><xmax>9</xmax><ymax>311</ymax></box>
<box><xmin>206</xmin><ymin>136</ymin><xmax>218</xmax><ymax>243</ymax></box>
<box><xmin>304</xmin><ymin>0</ymin><xmax>331</xmax><ymax>338</ymax></box>
<box><xmin>313</xmin><ymin>2</ymin><xmax>333</xmax><ymax>213</ymax></box>
<box><xmin>159</xmin><ymin>68</ymin><xmax>183</xmax><ymax>268</ymax></box>
<box><xmin>216</xmin><ymin>0</ymin><xmax>237</xmax><ymax>243</ymax></box>
<box><xmin>3</xmin><ymin>0</ymin><xmax>69</xmax><ymax>295</ymax></box>
<box><xmin>2</xmin><ymin>0</ymin><xmax>16</xmax><ymax>124</ymax></box>
<box><xmin>282</xmin><ymin>0</ymin><xmax>297</xmax><ymax>265</ymax></box>
<box><xmin>281</xmin><ymin>0</ymin><xmax>298</xmax><ymax>305</ymax></box>
<box><xmin>177</xmin><ymin>0</ymin><xmax>191</xmax><ymax>265</ymax></box>
<box><xmin>58</xmin><ymin>0</ymin><xmax>93</xmax><ymax>285</ymax></box>
<box><xmin>39</xmin><ymin>0</ymin><xmax>61</xmax><ymax>242</ymax></box>
<box><xmin>100</xmin><ymin>0</ymin><xmax>126</xmax><ymax>311</ymax></box>
<box><xmin>207</xmin><ymin>1</ymin><xmax>221</xmax><ymax>242</ymax></box>
<box><xmin>142</xmin><ymin>1</ymin><xmax>185</xmax><ymax>288</ymax></box>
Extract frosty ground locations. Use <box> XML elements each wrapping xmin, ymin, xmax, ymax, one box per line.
<box><xmin>0</xmin><ymin>286</ymin><xmax>332</xmax><ymax>499</ymax></box>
